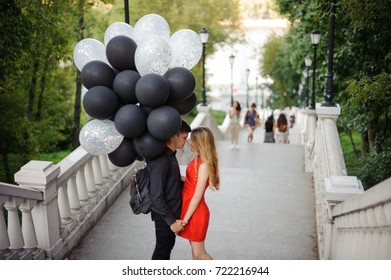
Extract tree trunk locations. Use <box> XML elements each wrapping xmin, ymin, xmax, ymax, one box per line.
<box><xmin>36</xmin><ymin>51</ymin><xmax>50</xmax><ymax>121</ymax></box>
<box><xmin>361</xmin><ymin>131</ymin><xmax>369</xmax><ymax>156</ymax></box>
<box><xmin>27</xmin><ymin>60</ymin><xmax>39</xmax><ymax>120</ymax></box>
<box><xmin>348</xmin><ymin>130</ymin><xmax>360</xmax><ymax>158</ymax></box>
<box><xmin>0</xmin><ymin>141</ymin><xmax>12</xmax><ymax>183</ymax></box>
<box><xmin>72</xmin><ymin>2</ymin><xmax>84</xmax><ymax>150</ymax></box>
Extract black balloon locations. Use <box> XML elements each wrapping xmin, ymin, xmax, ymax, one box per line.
<box><xmin>133</xmin><ymin>131</ymin><xmax>166</xmax><ymax>159</ymax></box>
<box><xmin>113</xmin><ymin>70</ymin><xmax>140</xmax><ymax>104</ymax></box>
<box><xmin>81</xmin><ymin>60</ymin><xmax>115</xmax><ymax>89</ymax></box>
<box><xmin>114</xmin><ymin>104</ymin><xmax>146</xmax><ymax>138</ymax></box>
<box><xmin>140</xmin><ymin>105</ymin><xmax>153</xmax><ymax>116</ymax></box>
<box><xmin>166</xmin><ymin>92</ymin><xmax>197</xmax><ymax>115</ymax></box>
<box><xmin>147</xmin><ymin>105</ymin><xmax>182</xmax><ymax>140</ymax></box>
<box><xmin>106</xmin><ymin>36</ymin><xmax>137</xmax><ymax>71</ymax></box>
<box><xmin>83</xmin><ymin>86</ymin><xmax>120</xmax><ymax>119</ymax></box>
<box><xmin>164</xmin><ymin>67</ymin><xmax>196</xmax><ymax>101</ymax></box>
<box><xmin>108</xmin><ymin>138</ymin><xmax>137</xmax><ymax>167</ymax></box>
<box><xmin>135</xmin><ymin>74</ymin><xmax>170</xmax><ymax>108</ymax></box>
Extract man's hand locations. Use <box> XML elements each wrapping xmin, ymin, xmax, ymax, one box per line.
<box><xmin>170</xmin><ymin>219</ymin><xmax>187</xmax><ymax>234</ymax></box>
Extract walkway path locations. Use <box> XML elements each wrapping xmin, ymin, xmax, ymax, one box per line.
<box><xmin>68</xmin><ymin>124</ymin><xmax>317</xmax><ymax>260</ymax></box>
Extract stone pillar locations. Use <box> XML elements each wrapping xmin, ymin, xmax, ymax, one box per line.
<box><xmin>316</xmin><ymin>104</ymin><xmax>364</xmax><ymax>259</ymax></box>
<box><xmin>316</xmin><ymin>104</ymin><xmax>347</xmax><ymax>176</ymax></box>
<box><xmin>14</xmin><ymin>160</ymin><xmax>62</xmax><ymax>259</ymax></box>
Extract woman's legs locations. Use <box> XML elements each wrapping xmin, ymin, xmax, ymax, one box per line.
<box><xmin>246</xmin><ymin>126</ymin><xmax>253</xmax><ymax>142</ymax></box>
<box><xmin>189</xmin><ymin>241</ymin><xmax>212</xmax><ymax>260</ymax></box>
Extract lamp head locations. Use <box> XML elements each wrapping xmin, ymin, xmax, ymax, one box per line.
<box><xmin>229</xmin><ymin>54</ymin><xmax>235</xmax><ymax>65</ymax></box>
<box><xmin>199</xmin><ymin>27</ymin><xmax>209</xmax><ymax>44</ymax></box>
<box><xmin>310</xmin><ymin>30</ymin><xmax>320</xmax><ymax>45</ymax></box>
<box><xmin>305</xmin><ymin>55</ymin><xmax>312</xmax><ymax>67</ymax></box>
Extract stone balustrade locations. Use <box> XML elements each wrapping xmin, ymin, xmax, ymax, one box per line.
<box><xmin>302</xmin><ymin>103</ymin><xmax>391</xmax><ymax>259</ymax></box>
<box><xmin>0</xmin><ymin>147</ymin><xmax>138</xmax><ymax>260</ymax></box>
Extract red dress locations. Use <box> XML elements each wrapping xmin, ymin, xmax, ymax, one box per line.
<box><xmin>179</xmin><ymin>158</ymin><xmax>210</xmax><ymax>242</ymax></box>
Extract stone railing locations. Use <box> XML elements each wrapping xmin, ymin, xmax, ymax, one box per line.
<box><xmin>302</xmin><ymin>103</ymin><xmax>391</xmax><ymax>259</ymax></box>
<box><xmin>0</xmin><ymin>147</ymin><xmax>139</xmax><ymax>260</ymax></box>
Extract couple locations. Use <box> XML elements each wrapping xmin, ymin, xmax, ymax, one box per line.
<box><xmin>147</xmin><ymin>121</ymin><xmax>220</xmax><ymax>260</ymax></box>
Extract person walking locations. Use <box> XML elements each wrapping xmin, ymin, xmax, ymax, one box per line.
<box><xmin>243</xmin><ymin>103</ymin><xmax>259</xmax><ymax>143</ymax></box>
<box><xmin>148</xmin><ymin>121</ymin><xmax>192</xmax><ymax>260</ymax></box>
<box><xmin>275</xmin><ymin>113</ymin><xmax>289</xmax><ymax>144</ymax></box>
<box><xmin>178</xmin><ymin>127</ymin><xmax>220</xmax><ymax>260</ymax></box>
<box><xmin>228</xmin><ymin>100</ymin><xmax>241</xmax><ymax>149</ymax></box>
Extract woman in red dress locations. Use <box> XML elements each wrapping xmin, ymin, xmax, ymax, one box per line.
<box><xmin>178</xmin><ymin>127</ymin><xmax>220</xmax><ymax>260</ymax></box>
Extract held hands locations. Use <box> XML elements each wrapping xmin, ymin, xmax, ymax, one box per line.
<box><xmin>170</xmin><ymin>219</ymin><xmax>187</xmax><ymax>234</ymax></box>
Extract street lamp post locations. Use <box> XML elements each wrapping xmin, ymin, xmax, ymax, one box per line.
<box><xmin>245</xmin><ymin>68</ymin><xmax>250</xmax><ymax>108</ymax></box>
<box><xmin>322</xmin><ymin>0</ymin><xmax>336</xmax><ymax>107</ymax></box>
<box><xmin>229</xmin><ymin>54</ymin><xmax>235</xmax><ymax>106</ymax></box>
<box><xmin>124</xmin><ymin>0</ymin><xmax>129</xmax><ymax>23</ymax></box>
<box><xmin>304</xmin><ymin>55</ymin><xmax>312</xmax><ymax>108</ymax></box>
<box><xmin>310</xmin><ymin>30</ymin><xmax>320</xmax><ymax>109</ymax></box>
<box><xmin>199</xmin><ymin>27</ymin><xmax>209</xmax><ymax>106</ymax></box>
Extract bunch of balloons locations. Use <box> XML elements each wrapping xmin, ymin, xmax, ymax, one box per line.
<box><xmin>74</xmin><ymin>14</ymin><xmax>202</xmax><ymax>167</ymax></box>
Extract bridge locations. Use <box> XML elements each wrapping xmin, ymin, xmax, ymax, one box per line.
<box><xmin>1</xmin><ymin>104</ymin><xmax>390</xmax><ymax>260</ymax></box>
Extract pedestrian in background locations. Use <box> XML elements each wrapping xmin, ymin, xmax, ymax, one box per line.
<box><xmin>264</xmin><ymin>114</ymin><xmax>275</xmax><ymax>143</ymax></box>
<box><xmin>228</xmin><ymin>100</ymin><xmax>241</xmax><ymax>150</ymax></box>
<box><xmin>275</xmin><ymin>113</ymin><xmax>289</xmax><ymax>144</ymax></box>
<box><xmin>243</xmin><ymin>103</ymin><xmax>259</xmax><ymax>143</ymax></box>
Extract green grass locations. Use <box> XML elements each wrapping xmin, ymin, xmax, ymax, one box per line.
<box><xmin>210</xmin><ymin>110</ymin><xmax>226</xmax><ymax>125</ymax></box>
<box><xmin>339</xmin><ymin>131</ymin><xmax>362</xmax><ymax>176</ymax></box>
<box><xmin>0</xmin><ymin>149</ymin><xmax>72</xmax><ymax>183</ymax></box>
<box><xmin>34</xmin><ymin>149</ymin><xmax>72</xmax><ymax>163</ymax></box>
<box><xmin>181</xmin><ymin>110</ymin><xmax>226</xmax><ymax>126</ymax></box>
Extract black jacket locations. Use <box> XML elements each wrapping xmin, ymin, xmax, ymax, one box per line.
<box><xmin>148</xmin><ymin>147</ymin><xmax>183</xmax><ymax>226</ymax></box>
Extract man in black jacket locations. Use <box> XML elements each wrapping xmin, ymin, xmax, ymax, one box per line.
<box><xmin>148</xmin><ymin>121</ymin><xmax>191</xmax><ymax>260</ymax></box>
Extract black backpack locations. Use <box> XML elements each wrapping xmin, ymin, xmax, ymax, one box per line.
<box><xmin>129</xmin><ymin>164</ymin><xmax>152</xmax><ymax>215</ymax></box>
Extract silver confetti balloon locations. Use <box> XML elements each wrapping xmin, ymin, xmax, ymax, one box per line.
<box><xmin>169</xmin><ymin>29</ymin><xmax>203</xmax><ymax>70</ymax></box>
<box><xmin>132</xmin><ymin>14</ymin><xmax>170</xmax><ymax>45</ymax></box>
<box><xmin>79</xmin><ymin>120</ymin><xmax>124</xmax><ymax>156</ymax></box>
<box><xmin>73</xmin><ymin>38</ymin><xmax>109</xmax><ymax>71</ymax></box>
<box><xmin>135</xmin><ymin>37</ymin><xmax>172</xmax><ymax>76</ymax></box>
<box><xmin>104</xmin><ymin>22</ymin><xmax>134</xmax><ymax>45</ymax></box>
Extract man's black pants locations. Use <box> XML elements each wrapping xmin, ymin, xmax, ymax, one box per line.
<box><xmin>152</xmin><ymin>217</ymin><xmax>176</xmax><ymax>260</ymax></box>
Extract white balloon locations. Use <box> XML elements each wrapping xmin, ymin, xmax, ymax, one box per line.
<box><xmin>135</xmin><ymin>37</ymin><xmax>172</xmax><ymax>76</ymax></box>
<box><xmin>169</xmin><ymin>29</ymin><xmax>203</xmax><ymax>69</ymax></box>
<box><xmin>133</xmin><ymin>14</ymin><xmax>170</xmax><ymax>45</ymax></box>
<box><xmin>79</xmin><ymin>120</ymin><xmax>123</xmax><ymax>156</ymax></box>
<box><xmin>73</xmin><ymin>38</ymin><xmax>109</xmax><ymax>71</ymax></box>
<box><xmin>104</xmin><ymin>22</ymin><xmax>134</xmax><ymax>45</ymax></box>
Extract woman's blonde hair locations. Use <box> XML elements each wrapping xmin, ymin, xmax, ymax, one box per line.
<box><xmin>191</xmin><ymin>127</ymin><xmax>220</xmax><ymax>190</ymax></box>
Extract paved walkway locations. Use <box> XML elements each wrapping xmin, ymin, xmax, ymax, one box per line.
<box><xmin>68</xmin><ymin>124</ymin><xmax>317</xmax><ymax>260</ymax></box>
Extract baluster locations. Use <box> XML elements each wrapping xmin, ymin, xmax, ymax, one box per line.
<box><xmin>99</xmin><ymin>155</ymin><xmax>110</xmax><ymax>178</ymax></box>
<box><xmin>4</xmin><ymin>197</ymin><xmax>24</xmax><ymax>250</ymax></box>
<box><xmin>76</xmin><ymin>165</ymin><xmax>89</xmax><ymax>205</ymax></box>
<box><xmin>0</xmin><ymin>196</ymin><xmax>10</xmax><ymax>251</ymax></box>
<box><xmin>19</xmin><ymin>199</ymin><xmax>38</xmax><ymax>249</ymax></box>
<box><xmin>92</xmin><ymin>157</ymin><xmax>104</xmax><ymax>189</ymax></box>
<box><xmin>107</xmin><ymin>157</ymin><xmax>119</xmax><ymax>172</ymax></box>
<box><xmin>67</xmin><ymin>175</ymin><xmax>81</xmax><ymax>213</ymax></box>
<box><xmin>85</xmin><ymin>160</ymin><xmax>97</xmax><ymax>197</ymax></box>
<box><xmin>384</xmin><ymin>202</ymin><xmax>391</xmax><ymax>224</ymax></box>
<box><xmin>58</xmin><ymin>183</ymin><xmax>72</xmax><ymax>223</ymax></box>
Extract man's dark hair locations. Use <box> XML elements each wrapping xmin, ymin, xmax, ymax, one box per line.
<box><xmin>179</xmin><ymin>120</ymin><xmax>192</xmax><ymax>133</ymax></box>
